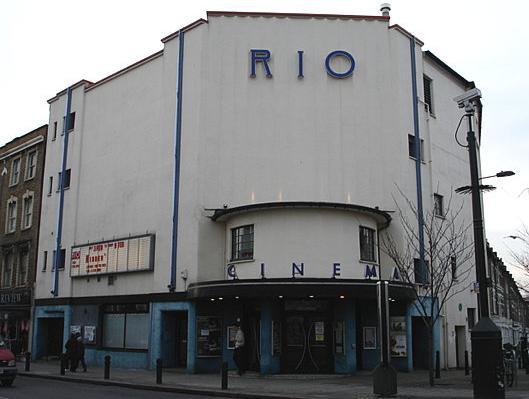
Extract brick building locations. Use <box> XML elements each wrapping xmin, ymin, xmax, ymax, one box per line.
<box><xmin>0</xmin><ymin>125</ymin><xmax>47</xmax><ymax>354</ymax></box>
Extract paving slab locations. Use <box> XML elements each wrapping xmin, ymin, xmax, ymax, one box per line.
<box><xmin>18</xmin><ymin>361</ymin><xmax>529</xmax><ymax>399</ymax></box>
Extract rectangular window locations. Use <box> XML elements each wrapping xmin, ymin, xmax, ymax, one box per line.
<box><xmin>16</xmin><ymin>250</ymin><xmax>29</xmax><ymax>286</ymax></box>
<box><xmin>434</xmin><ymin>194</ymin><xmax>444</xmax><ymax>217</ymax></box>
<box><xmin>52</xmin><ymin>249</ymin><xmax>66</xmax><ymax>270</ymax></box>
<box><xmin>467</xmin><ymin>308</ymin><xmax>476</xmax><ymax>330</ymax></box>
<box><xmin>231</xmin><ymin>225</ymin><xmax>254</xmax><ymax>261</ymax></box>
<box><xmin>408</xmin><ymin>134</ymin><xmax>424</xmax><ymax>161</ymax></box>
<box><xmin>102</xmin><ymin>304</ymin><xmax>149</xmax><ymax>350</ymax></box>
<box><xmin>25</xmin><ymin>151</ymin><xmax>37</xmax><ymax>180</ymax></box>
<box><xmin>48</xmin><ymin>176</ymin><xmax>53</xmax><ymax>195</ymax></box>
<box><xmin>2</xmin><ymin>252</ymin><xmax>13</xmax><ymax>288</ymax></box>
<box><xmin>9</xmin><ymin>158</ymin><xmax>20</xmax><ymax>186</ymax></box>
<box><xmin>414</xmin><ymin>258</ymin><xmax>430</xmax><ymax>285</ymax></box>
<box><xmin>43</xmin><ymin>251</ymin><xmax>48</xmax><ymax>272</ymax></box>
<box><xmin>63</xmin><ymin>112</ymin><xmax>76</xmax><ymax>132</ymax></box>
<box><xmin>57</xmin><ymin>169</ymin><xmax>71</xmax><ymax>191</ymax></box>
<box><xmin>6</xmin><ymin>200</ymin><xmax>17</xmax><ymax>233</ymax></box>
<box><xmin>423</xmin><ymin>75</ymin><xmax>433</xmax><ymax>114</ymax></box>
<box><xmin>359</xmin><ymin>226</ymin><xmax>376</xmax><ymax>262</ymax></box>
<box><xmin>22</xmin><ymin>195</ymin><xmax>33</xmax><ymax>229</ymax></box>
<box><xmin>53</xmin><ymin>122</ymin><xmax>57</xmax><ymax>140</ymax></box>
<box><xmin>451</xmin><ymin>256</ymin><xmax>457</xmax><ymax>280</ymax></box>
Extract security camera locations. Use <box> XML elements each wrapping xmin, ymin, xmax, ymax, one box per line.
<box><xmin>453</xmin><ymin>88</ymin><xmax>482</xmax><ymax>108</ymax></box>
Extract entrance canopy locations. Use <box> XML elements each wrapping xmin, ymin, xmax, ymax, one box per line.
<box><xmin>188</xmin><ymin>278</ymin><xmax>415</xmax><ymax>301</ymax></box>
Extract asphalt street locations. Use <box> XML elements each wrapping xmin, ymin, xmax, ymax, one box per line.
<box><xmin>0</xmin><ymin>376</ymin><xmax>229</xmax><ymax>399</ymax></box>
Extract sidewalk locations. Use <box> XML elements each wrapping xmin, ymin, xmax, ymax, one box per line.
<box><xmin>18</xmin><ymin>361</ymin><xmax>529</xmax><ymax>399</ymax></box>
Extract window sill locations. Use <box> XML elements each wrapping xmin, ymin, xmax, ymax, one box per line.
<box><xmin>24</xmin><ymin>176</ymin><xmax>35</xmax><ymax>182</ymax></box>
<box><xmin>360</xmin><ymin>259</ymin><xmax>378</xmax><ymax>265</ymax></box>
<box><xmin>56</xmin><ymin>187</ymin><xmax>71</xmax><ymax>193</ymax></box>
<box><xmin>8</xmin><ymin>182</ymin><xmax>19</xmax><ymax>188</ymax></box>
<box><xmin>434</xmin><ymin>214</ymin><xmax>445</xmax><ymax>220</ymax></box>
<box><xmin>5</xmin><ymin>230</ymin><xmax>16</xmax><ymax>235</ymax></box>
<box><xmin>408</xmin><ymin>156</ymin><xmax>426</xmax><ymax>164</ymax></box>
<box><xmin>99</xmin><ymin>347</ymin><xmax>148</xmax><ymax>353</ymax></box>
<box><xmin>228</xmin><ymin>258</ymin><xmax>255</xmax><ymax>265</ymax></box>
<box><xmin>21</xmin><ymin>225</ymin><xmax>32</xmax><ymax>231</ymax></box>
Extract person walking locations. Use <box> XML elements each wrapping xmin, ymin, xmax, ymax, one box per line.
<box><xmin>233</xmin><ymin>322</ymin><xmax>245</xmax><ymax>376</ymax></box>
<box><xmin>65</xmin><ymin>333</ymin><xmax>80</xmax><ymax>372</ymax></box>
<box><xmin>77</xmin><ymin>333</ymin><xmax>87</xmax><ymax>372</ymax></box>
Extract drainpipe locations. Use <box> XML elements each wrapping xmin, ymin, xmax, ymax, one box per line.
<box><xmin>52</xmin><ymin>87</ymin><xmax>72</xmax><ymax>296</ymax></box>
<box><xmin>169</xmin><ymin>30</ymin><xmax>185</xmax><ymax>292</ymax></box>
<box><xmin>409</xmin><ymin>38</ymin><xmax>426</xmax><ymax>284</ymax></box>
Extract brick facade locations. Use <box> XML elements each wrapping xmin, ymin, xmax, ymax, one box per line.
<box><xmin>0</xmin><ymin>125</ymin><xmax>47</xmax><ymax>353</ymax></box>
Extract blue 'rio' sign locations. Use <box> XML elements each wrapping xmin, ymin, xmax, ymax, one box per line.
<box><xmin>250</xmin><ymin>49</ymin><xmax>356</xmax><ymax>79</ymax></box>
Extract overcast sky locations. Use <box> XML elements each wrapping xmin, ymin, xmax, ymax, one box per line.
<box><xmin>2</xmin><ymin>0</ymin><xmax>528</xmax><ymax>284</ymax></box>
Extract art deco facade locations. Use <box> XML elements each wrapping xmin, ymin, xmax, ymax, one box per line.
<box><xmin>32</xmin><ymin>10</ymin><xmax>482</xmax><ymax>372</ymax></box>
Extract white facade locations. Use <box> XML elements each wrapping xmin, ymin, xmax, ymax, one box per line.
<box><xmin>35</xmin><ymin>11</ymin><xmax>481</xmax><ymax>371</ymax></box>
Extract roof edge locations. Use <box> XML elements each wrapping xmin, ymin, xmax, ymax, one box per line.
<box><xmin>388</xmin><ymin>24</ymin><xmax>424</xmax><ymax>46</ymax></box>
<box><xmin>0</xmin><ymin>124</ymin><xmax>48</xmax><ymax>153</ymax></box>
<box><xmin>424</xmin><ymin>50</ymin><xmax>473</xmax><ymax>88</ymax></box>
<box><xmin>47</xmin><ymin>80</ymin><xmax>93</xmax><ymax>104</ymax></box>
<box><xmin>161</xmin><ymin>18</ymin><xmax>208</xmax><ymax>43</ymax></box>
<box><xmin>207</xmin><ymin>10</ymin><xmax>390</xmax><ymax>21</ymax></box>
<box><xmin>85</xmin><ymin>50</ymin><xmax>164</xmax><ymax>93</ymax></box>
<box><xmin>209</xmin><ymin>201</ymin><xmax>392</xmax><ymax>227</ymax></box>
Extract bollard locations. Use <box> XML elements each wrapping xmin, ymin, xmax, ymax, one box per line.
<box><xmin>156</xmin><ymin>358</ymin><xmax>163</xmax><ymax>384</ymax></box>
<box><xmin>464</xmin><ymin>350</ymin><xmax>469</xmax><ymax>376</ymax></box>
<box><xmin>221</xmin><ymin>361</ymin><xmax>228</xmax><ymax>390</ymax></box>
<box><xmin>25</xmin><ymin>352</ymin><xmax>31</xmax><ymax>372</ymax></box>
<box><xmin>435</xmin><ymin>351</ymin><xmax>440</xmax><ymax>379</ymax></box>
<box><xmin>104</xmin><ymin>355</ymin><xmax>111</xmax><ymax>379</ymax></box>
<box><xmin>60</xmin><ymin>353</ymin><xmax>66</xmax><ymax>375</ymax></box>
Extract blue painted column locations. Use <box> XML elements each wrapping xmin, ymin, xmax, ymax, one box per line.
<box><xmin>347</xmin><ymin>300</ymin><xmax>357</xmax><ymax>373</ymax></box>
<box><xmin>406</xmin><ymin>304</ymin><xmax>414</xmax><ymax>371</ymax></box>
<box><xmin>169</xmin><ymin>30</ymin><xmax>185</xmax><ymax>292</ymax></box>
<box><xmin>52</xmin><ymin>87</ymin><xmax>73</xmax><ymax>296</ymax></box>
<box><xmin>186</xmin><ymin>301</ymin><xmax>196</xmax><ymax>373</ymax></box>
<box><xmin>260</xmin><ymin>300</ymin><xmax>272</xmax><ymax>374</ymax></box>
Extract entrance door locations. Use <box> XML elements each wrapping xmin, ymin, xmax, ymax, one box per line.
<box><xmin>43</xmin><ymin>318</ymin><xmax>64</xmax><ymax>358</ymax></box>
<box><xmin>455</xmin><ymin>325</ymin><xmax>466</xmax><ymax>368</ymax></box>
<box><xmin>283</xmin><ymin>313</ymin><xmax>333</xmax><ymax>373</ymax></box>
<box><xmin>412</xmin><ymin>317</ymin><xmax>429</xmax><ymax>369</ymax></box>
<box><xmin>161</xmin><ymin>311</ymin><xmax>187</xmax><ymax>368</ymax></box>
<box><xmin>243</xmin><ymin>309</ymin><xmax>261</xmax><ymax>372</ymax></box>
<box><xmin>175</xmin><ymin>313</ymin><xmax>188</xmax><ymax>368</ymax></box>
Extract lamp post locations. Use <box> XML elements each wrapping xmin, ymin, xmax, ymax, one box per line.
<box><xmin>454</xmin><ymin>88</ymin><xmax>506</xmax><ymax>399</ymax></box>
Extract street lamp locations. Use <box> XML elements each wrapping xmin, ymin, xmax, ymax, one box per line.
<box><xmin>454</xmin><ymin>87</ymin><xmax>506</xmax><ymax>399</ymax></box>
<box><xmin>455</xmin><ymin>170</ymin><xmax>515</xmax><ymax>194</ymax></box>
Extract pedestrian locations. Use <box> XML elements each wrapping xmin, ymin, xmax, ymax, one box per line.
<box><xmin>233</xmin><ymin>322</ymin><xmax>245</xmax><ymax>376</ymax></box>
<box><xmin>77</xmin><ymin>333</ymin><xmax>87</xmax><ymax>372</ymax></box>
<box><xmin>65</xmin><ymin>333</ymin><xmax>79</xmax><ymax>372</ymax></box>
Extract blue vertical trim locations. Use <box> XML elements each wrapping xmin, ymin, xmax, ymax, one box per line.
<box><xmin>409</xmin><ymin>38</ymin><xmax>426</xmax><ymax>279</ymax></box>
<box><xmin>169</xmin><ymin>31</ymin><xmax>185</xmax><ymax>292</ymax></box>
<box><xmin>52</xmin><ymin>87</ymin><xmax>72</xmax><ymax>297</ymax></box>
<box><xmin>260</xmin><ymin>300</ymin><xmax>272</xmax><ymax>374</ymax></box>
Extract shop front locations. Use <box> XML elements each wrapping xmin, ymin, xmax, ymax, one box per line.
<box><xmin>0</xmin><ymin>287</ymin><xmax>32</xmax><ymax>355</ymax></box>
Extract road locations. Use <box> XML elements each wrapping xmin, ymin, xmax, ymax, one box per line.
<box><xmin>0</xmin><ymin>376</ymin><xmax>229</xmax><ymax>399</ymax></box>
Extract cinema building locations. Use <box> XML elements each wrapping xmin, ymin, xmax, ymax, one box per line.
<box><xmin>33</xmin><ymin>10</ymin><xmax>480</xmax><ymax>372</ymax></box>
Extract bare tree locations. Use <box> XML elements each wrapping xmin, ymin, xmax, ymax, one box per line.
<box><xmin>505</xmin><ymin>225</ymin><xmax>529</xmax><ymax>295</ymax></box>
<box><xmin>381</xmin><ymin>188</ymin><xmax>474</xmax><ymax>386</ymax></box>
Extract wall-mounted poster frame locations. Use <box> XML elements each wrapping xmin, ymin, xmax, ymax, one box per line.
<box><xmin>334</xmin><ymin>321</ymin><xmax>344</xmax><ymax>354</ymax></box>
<box><xmin>363</xmin><ymin>326</ymin><xmax>377</xmax><ymax>349</ymax></box>
<box><xmin>196</xmin><ymin>316</ymin><xmax>222</xmax><ymax>357</ymax></box>
<box><xmin>227</xmin><ymin>325</ymin><xmax>237</xmax><ymax>350</ymax></box>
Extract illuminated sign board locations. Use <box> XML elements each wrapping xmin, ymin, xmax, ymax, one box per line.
<box><xmin>70</xmin><ymin>234</ymin><xmax>155</xmax><ymax>277</ymax></box>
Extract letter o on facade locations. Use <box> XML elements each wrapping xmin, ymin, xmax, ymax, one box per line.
<box><xmin>325</xmin><ymin>50</ymin><xmax>355</xmax><ymax>79</ymax></box>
